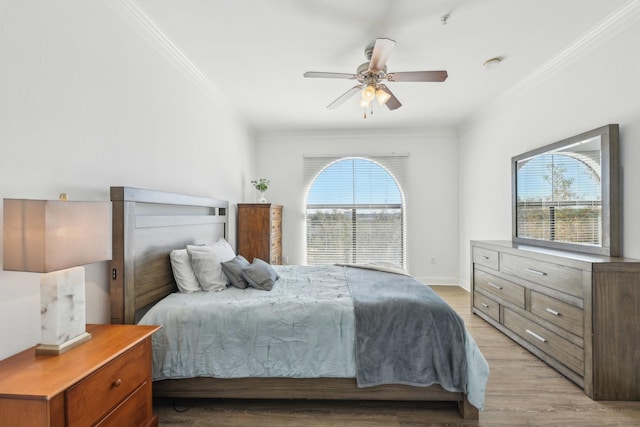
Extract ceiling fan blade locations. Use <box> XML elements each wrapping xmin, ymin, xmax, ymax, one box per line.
<box><xmin>377</xmin><ymin>84</ymin><xmax>402</xmax><ymax>110</ymax></box>
<box><xmin>327</xmin><ymin>85</ymin><xmax>363</xmax><ymax>109</ymax></box>
<box><xmin>387</xmin><ymin>70</ymin><xmax>448</xmax><ymax>82</ymax></box>
<box><xmin>369</xmin><ymin>38</ymin><xmax>396</xmax><ymax>71</ymax></box>
<box><xmin>304</xmin><ymin>71</ymin><xmax>358</xmax><ymax>79</ymax></box>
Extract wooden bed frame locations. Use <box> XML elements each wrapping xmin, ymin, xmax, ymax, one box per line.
<box><xmin>110</xmin><ymin>186</ymin><xmax>479</xmax><ymax>420</ymax></box>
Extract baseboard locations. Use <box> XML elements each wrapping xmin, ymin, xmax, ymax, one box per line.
<box><xmin>413</xmin><ymin>276</ymin><xmax>460</xmax><ymax>287</ymax></box>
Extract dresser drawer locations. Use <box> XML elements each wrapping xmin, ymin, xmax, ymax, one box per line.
<box><xmin>271</xmin><ymin>234</ymin><xmax>281</xmax><ymax>250</ymax></box>
<box><xmin>66</xmin><ymin>341</ymin><xmax>151</xmax><ymax>427</ymax></box>
<box><xmin>270</xmin><ymin>234</ymin><xmax>282</xmax><ymax>264</ymax></box>
<box><xmin>501</xmin><ymin>253</ymin><xmax>584</xmax><ymax>298</ymax></box>
<box><xmin>474</xmin><ymin>269</ymin><xmax>525</xmax><ymax>309</ymax></box>
<box><xmin>95</xmin><ymin>382</ymin><xmax>151</xmax><ymax>427</ymax></box>
<box><xmin>530</xmin><ymin>291</ymin><xmax>584</xmax><ymax>337</ymax></box>
<box><xmin>271</xmin><ymin>219</ymin><xmax>282</xmax><ymax>236</ymax></box>
<box><xmin>504</xmin><ymin>308</ymin><xmax>583</xmax><ymax>375</ymax></box>
<box><xmin>270</xmin><ymin>207</ymin><xmax>282</xmax><ymax>223</ymax></box>
<box><xmin>473</xmin><ymin>291</ymin><xmax>499</xmax><ymax>322</ymax></box>
<box><xmin>473</xmin><ymin>246</ymin><xmax>499</xmax><ymax>270</ymax></box>
<box><xmin>270</xmin><ymin>250</ymin><xmax>282</xmax><ymax>265</ymax></box>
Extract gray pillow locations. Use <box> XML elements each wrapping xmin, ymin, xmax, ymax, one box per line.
<box><xmin>187</xmin><ymin>239</ymin><xmax>236</xmax><ymax>292</ymax></box>
<box><xmin>221</xmin><ymin>255</ymin><xmax>250</xmax><ymax>289</ymax></box>
<box><xmin>241</xmin><ymin>258</ymin><xmax>279</xmax><ymax>291</ymax></box>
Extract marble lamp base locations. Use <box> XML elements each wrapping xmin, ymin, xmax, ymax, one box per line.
<box><xmin>36</xmin><ymin>266</ymin><xmax>92</xmax><ymax>356</ymax></box>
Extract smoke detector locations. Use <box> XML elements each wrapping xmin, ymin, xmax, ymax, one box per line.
<box><xmin>483</xmin><ymin>57</ymin><xmax>502</xmax><ymax>71</ymax></box>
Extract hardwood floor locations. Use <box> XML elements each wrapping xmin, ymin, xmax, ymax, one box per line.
<box><xmin>154</xmin><ymin>285</ymin><xmax>640</xmax><ymax>426</ymax></box>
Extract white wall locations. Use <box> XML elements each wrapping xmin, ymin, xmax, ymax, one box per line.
<box><xmin>256</xmin><ymin>128</ymin><xmax>459</xmax><ymax>285</ymax></box>
<box><xmin>458</xmin><ymin>13</ymin><xmax>640</xmax><ymax>289</ymax></box>
<box><xmin>0</xmin><ymin>0</ymin><xmax>255</xmax><ymax>360</ymax></box>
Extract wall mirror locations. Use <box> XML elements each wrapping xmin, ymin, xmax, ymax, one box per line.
<box><xmin>512</xmin><ymin>124</ymin><xmax>620</xmax><ymax>256</ymax></box>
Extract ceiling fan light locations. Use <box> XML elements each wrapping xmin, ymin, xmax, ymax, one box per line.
<box><xmin>361</xmin><ymin>85</ymin><xmax>376</xmax><ymax>102</ymax></box>
<box><xmin>359</xmin><ymin>98</ymin><xmax>370</xmax><ymax>108</ymax></box>
<box><xmin>375</xmin><ymin>88</ymin><xmax>391</xmax><ymax>105</ymax></box>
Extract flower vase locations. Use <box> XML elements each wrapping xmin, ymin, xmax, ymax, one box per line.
<box><xmin>258</xmin><ymin>191</ymin><xmax>267</xmax><ymax>203</ymax></box>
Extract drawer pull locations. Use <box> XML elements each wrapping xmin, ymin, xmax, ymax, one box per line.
<box><xmin>525</xmin><ymin>329</ymin><xmax>547</xmax><ymax>343</ymax></box>
<box><xmin>545</xmin><ymin>308</ymin><xmax>561</xmax><ymax>316</ymax></box>
<box><xmin>481</xmin><ymin>303</ymin><xmax>489</xmax><ymax>308</ymax></box>
<box><xmin>482</xmin><ymin>255</ymin><xmax>490</xmax><ymax>260</ymax></box>
<box><xmin>525</xmin><ymin>268</ymin><xmax>547</xmax><ymax>276</ymax></box>
<box><xmin>112</xmin><ymin>378</ymin><xmax>123</xmax><ymax>388</ymax></box>
<box><xmin>487</xmin><ymin>282</ymin><xmax>502</xmax><ymax>290</ymax></box>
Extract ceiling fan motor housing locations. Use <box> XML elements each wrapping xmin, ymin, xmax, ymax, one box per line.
<box><xmin>357</xmin><ymin>62</ymin><xmax>387</xmax><ymax>82</ymax></box>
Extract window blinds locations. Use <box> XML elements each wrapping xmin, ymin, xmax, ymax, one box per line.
<box><xmin>516</xmin><ymin>152</ymin><xmax>601</xmax><ymax>244</ymax></box>
<box><xmin>303</xmin><ymin>154</ymin><xmax>408</xmax><ymax>268</ymax></box>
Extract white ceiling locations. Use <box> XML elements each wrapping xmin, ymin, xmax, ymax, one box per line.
<box><xmin>131</xmin><ymin>0</ymin><xmax>628</xmax><ymax>132</ymax></box>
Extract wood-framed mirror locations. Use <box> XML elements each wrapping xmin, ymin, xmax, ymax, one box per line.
<box><xmin>512</xmin><ymin>124</ymin><xmax>620</xmax><ymax>256</ymax></box>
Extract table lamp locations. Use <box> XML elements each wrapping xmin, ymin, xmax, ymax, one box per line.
<box><xmin>3</xmin><ymin>195</ymin><xmax>111</xmax><ymax>355</ymax></box>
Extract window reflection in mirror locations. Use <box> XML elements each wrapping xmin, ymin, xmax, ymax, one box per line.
<box><xmin>516</xmin><ymin>136</ymin><xmax>602</xmax><ymax>245</ymax></box>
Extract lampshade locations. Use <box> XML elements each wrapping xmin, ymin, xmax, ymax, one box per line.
<box><xmin>3</xmin><ymin>198</ymin><xmax>112</xmax><ymax>355</ymax></box>
<box><xmin>3</xmin><ymin>199</ymin><xmax>112</xmax><ymax>273</ymax></box>
<box><xmin>375</xmin><ymin>87</ymin><xmax>392</xmax><ymax>106</ymax></box>
<box><xmin>361</xmin><ymin>84</ymin><xmax>376</xmax><ymax>102</ymax></box>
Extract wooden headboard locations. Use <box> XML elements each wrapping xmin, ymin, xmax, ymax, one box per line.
<box><xmin>110</xmin><ymin>187</ymin><xmax>229</xmax><ymax>324</ymax></box>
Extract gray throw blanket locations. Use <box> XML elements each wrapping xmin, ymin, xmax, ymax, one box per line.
<box><xmin>345</xmin><ymin>267</ymin><xmax>467</xmax><ymax>392</ymax></box>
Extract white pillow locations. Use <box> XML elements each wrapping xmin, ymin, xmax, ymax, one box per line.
<box><xmin>187</xmin><ymin>238</ymin><xmax>236</xmax><ymax>292</ymax></box>
<box><xmin>170</xmin><ymin>248</ymin><xmax>201</xmax><ymax>293</ymax></box>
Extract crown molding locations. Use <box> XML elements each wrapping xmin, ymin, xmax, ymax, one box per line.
<box><xmin>108</xmin><ymin>0</ymin><xmax>249</xmax><ymax>127</ymax></box>
<box><xmin>459</xmin><ymin>0</ymin><xmax>640</xmax><ymax>135</ymax></box>
<box><xmin>259</xmin><ymin>126</ymin><xmax>458</xmax><ymax>142</ymax></box>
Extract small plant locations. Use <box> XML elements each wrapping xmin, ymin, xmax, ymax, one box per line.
<box><xmin>251</xmin><ymin>178</ymin><xmax>270</xmax><ymax>192</ymax></box>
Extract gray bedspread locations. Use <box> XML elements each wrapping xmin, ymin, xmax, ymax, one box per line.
<box><xmin>346</xmin><ymin>267</ymin><xmax>467</xmax><ymax>391</ymax></box>
<box><xmin>139</xmin><ymin>265</ymin><xmax>356</xmax><ymax>380</ymax></box>
<box><xmin>139</xmin><ymin>264</ymin><xmax>488</xmax><ymax>409</ymax></box>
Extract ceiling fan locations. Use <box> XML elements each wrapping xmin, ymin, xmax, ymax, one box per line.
<box><xmin>304</xmin><ymin>38</ymin><xmax>448</xmax><ymax>117</ymax></box>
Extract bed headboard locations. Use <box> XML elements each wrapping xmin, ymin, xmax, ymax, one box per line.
<box><xmin>110</xmin><ymin>186</ymin><xmax>229</xmax><ymax>324</ymax></box>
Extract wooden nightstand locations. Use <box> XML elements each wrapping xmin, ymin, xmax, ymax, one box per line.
<box><xmin>0</xmin><ymin>323</ymin><xmax>160</xmax><ymax>426</ymax></box>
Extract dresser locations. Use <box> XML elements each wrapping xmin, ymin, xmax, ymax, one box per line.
<box><xmin>471</xmin><ymin>240</ymin><xmax>640</xmax><ymax>400</ymax></box>
<box><xmin>237</xmin><ymin>203</ymin><xmax>283</xmax><ymax>265</ymax></box>
<box><xmin>0</xmin><ymin>323</ymin><xmax>160</xmax><ymax>426</ymax></box>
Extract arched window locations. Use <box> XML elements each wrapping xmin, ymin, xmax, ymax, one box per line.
<box><xmin>304</xmin><ymin>156</ymin><xmax>406</xmax><ymax>268</ymax></box>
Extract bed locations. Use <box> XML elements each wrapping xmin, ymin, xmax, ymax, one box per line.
<box><xmin>109</xmin><ymin>186</ymin><xmax>488</xmax><ymax>420</ymax></box>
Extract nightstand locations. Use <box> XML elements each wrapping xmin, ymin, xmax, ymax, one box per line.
<box><xmin>0</xmin><ymin>323</ymin><xmax>160</xmax><ymax>426</ymax></box>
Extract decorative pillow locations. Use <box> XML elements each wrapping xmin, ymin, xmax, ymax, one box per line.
<box><xmin>170</xmin><ymin>249</ymin><xmax>201</xmax><ymax>293</ymax></box>
<box><xmin>221</xmin><ymin>255</ymin><xmax>251</xmax><ymax>289</ymax></box>
<box><xmin>187</xmin><ymin>238</ymin><xmax>236</xmax><ymax>292</ymax></box>
<box><xmin>241</xmin><ymin>258</ymin><xmax>280</xmax><ymax>291</ymax></box>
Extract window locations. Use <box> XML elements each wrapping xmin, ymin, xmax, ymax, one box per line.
<box><xmin>304</xmin><ymin>156</ymin><xmax>407</xmax><ymax>268</ymax></box>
